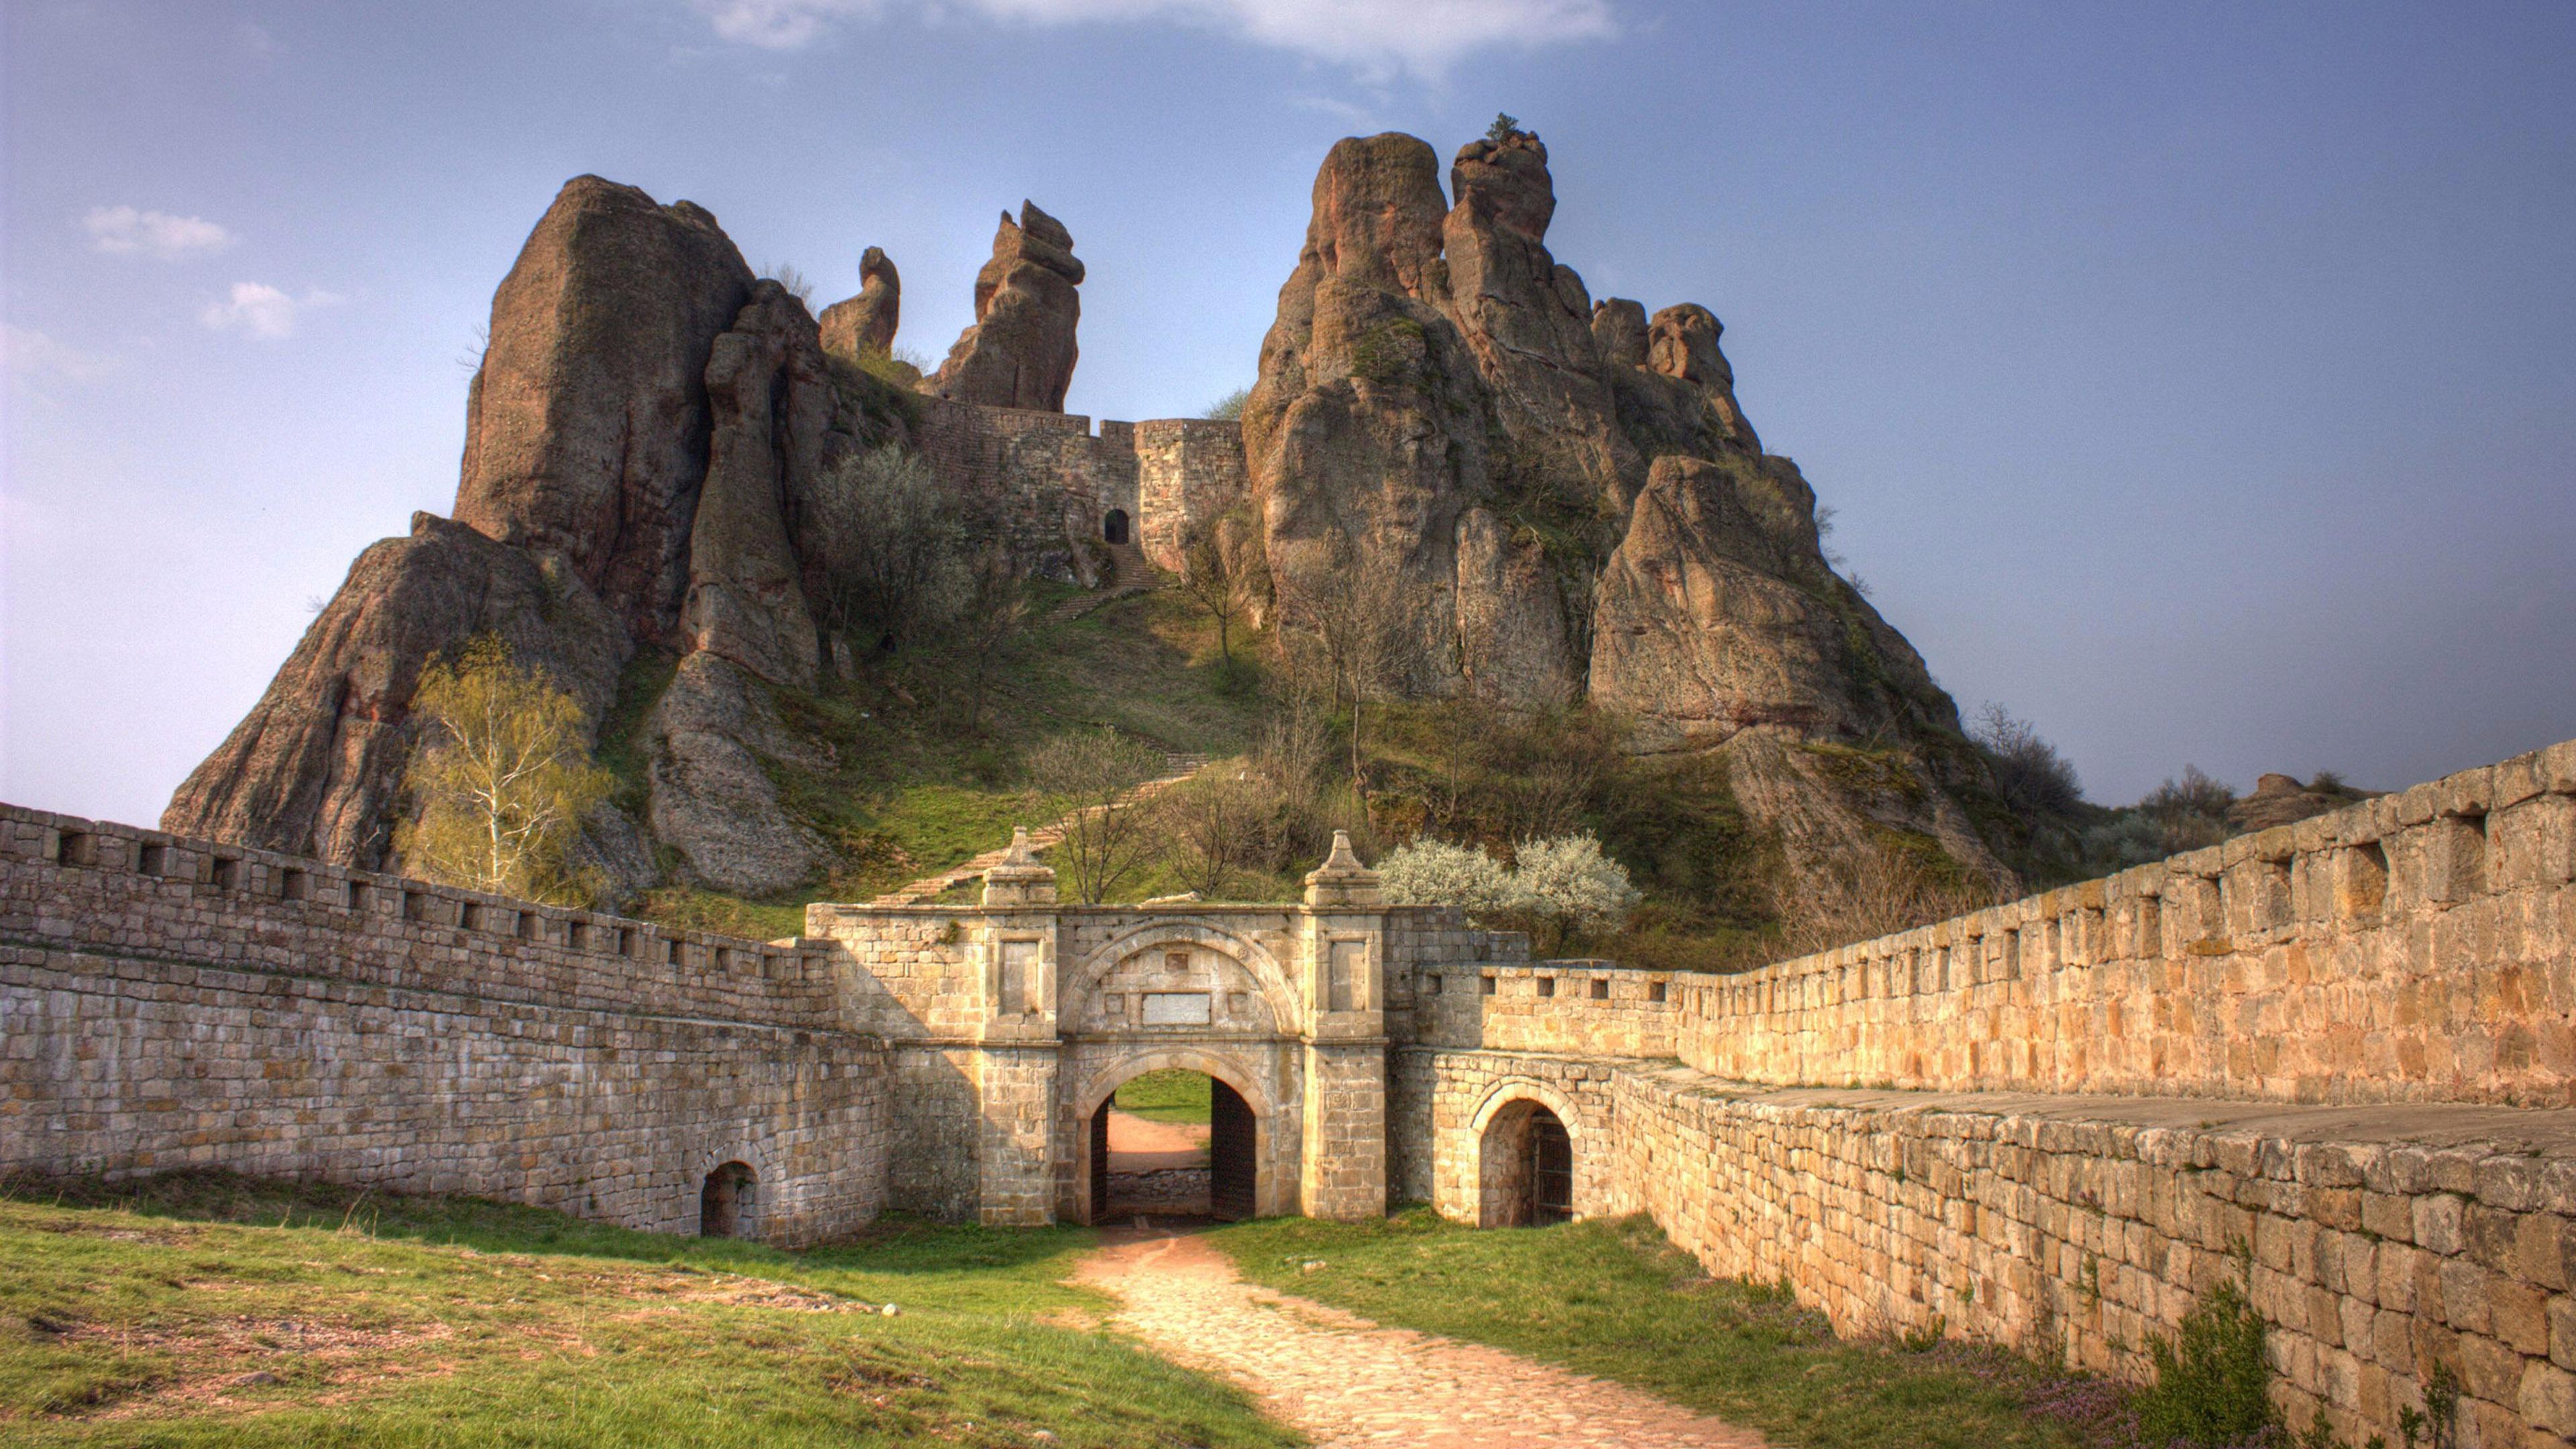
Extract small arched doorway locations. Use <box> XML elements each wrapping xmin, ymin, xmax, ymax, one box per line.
<box><xmin>1087</xmin><ymin>1069</ymin><xmax>1256</xmax><ymax>1222</ymax></box>
<box><xmin>1103</xmin><ymin>508</ymin><xmax>1131</xmax><ymax>545</ymax></box>
<box><xmin>1478</xmin><ymin>1100</ymin><xmax>1573</xmax><ymax>1228</ymax></box>
<box><xmin>700</xmin><ymin>1161</ymin><xmax>756</xmax><ymax>1238</ymax></box>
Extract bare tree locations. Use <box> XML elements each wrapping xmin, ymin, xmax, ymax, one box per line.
<box><xmin>954</xmin><ymin>559</ymin><xmax>1028</xmax><ymax>732</ymax></box>
<box><xmin>1163</xmin><ymin>765</ymin><xmax>1260</xmax><ymax>898</ymax></box>
<box><xmin>1025</xmin><ymin>728</ymin><xmax>1165</xmax><ymax>904</ymax></box>
<box><xmin>804</xmin><ymin>445</ymin><xmax>971</xmax><ymax>653</ymax></box>
<box><xmin>1287</xmin><ymin>545</ymin><xmax>1408</xmax><ymax>792</ymax></box>
<box><xmin>1176</xmin><ymin>515</ymin><xmax>1248</xmax><ymax>676</ymax></box>
<box><xmin>1771</xmin><ymin>840</ymin><xmax>1998</xmax><ymax>961</ymax></box>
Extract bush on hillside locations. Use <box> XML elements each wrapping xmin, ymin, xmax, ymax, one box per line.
<box><xmin>1972</xmin><ymin>703</ymin><xmax>2084</xmax><ymax>822</ymax></box>
<box><xmin>1378</xmin><ymin>833</ymin><xmax>1641</xmax><ymax>935</ymax></box>
<box><xmin>806</xmin><ymin>444</ymin><xmax>976</xmax><ymax>653</ymax></box>
<box><xmin>1378</xmin><ymin>838</ymin><xmax>1528</xmax><ymax>918</ymax></box>
<box><xmin>1513</xmin><ymin>834</ymin><xmax>1644</xmax><ymax>930</ymax></box>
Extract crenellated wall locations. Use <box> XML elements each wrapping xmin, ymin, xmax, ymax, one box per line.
<box><xmin>0</xmin><ymin>804</ymin><xmax>887</xmax><ymax>1246</ymax></box>
<box><xmin>1673</xmin><ymin>743</ymin><xmax>2576</xmax><ymax>1108</ymax></box>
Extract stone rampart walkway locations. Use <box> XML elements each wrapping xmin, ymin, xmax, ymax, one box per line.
<box><xmin>1077</xmin><ymin>1227</ymin><xmax>1771</xmax><ymax>1449</ymax></box>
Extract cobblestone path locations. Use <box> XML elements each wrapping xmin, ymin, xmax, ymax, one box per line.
<box><xmin>1077</xmin><ymin>1226</ymin><xmax>1772</xmax><ymax>1449</ymax></box>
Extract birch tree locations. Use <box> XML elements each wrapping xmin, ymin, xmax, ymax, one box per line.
<box><xmin>396</xmin><ymin>636</ymin><xmax>610</xmax><ymax>905</ymax></box>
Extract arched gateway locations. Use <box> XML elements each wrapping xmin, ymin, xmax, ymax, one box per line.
<box><xmin>805</xmin><ymin>828</ymin><xmax>1406</xmax><ymax>1226</ymax></box>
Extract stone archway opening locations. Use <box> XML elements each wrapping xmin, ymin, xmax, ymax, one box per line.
<box><xmin>1478</xmin><ymin>1100</ymin><xmax>1573</xmax><ymax>1228</ymax></box>
<box><xmin>1104</xmin><ymin>508</ymin><xmax>1132</xmax><ymax>545</ymax></box>
<box><xmin>700</xmin><ymin>1161</ymin><xmax>756</xmax><ymax>1238</ymax></box>
<box><xmin>1088</xmin><ymin>1068</ymin><xmax>1256</xmax><ymax>1222</ymax></box>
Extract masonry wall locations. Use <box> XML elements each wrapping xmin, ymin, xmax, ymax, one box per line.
<box><xmin>1409</xmin><ymin>957</ymin><xmax>1682</xmax><ymax>1059</ymax></box>
<box><xmin>1676</xmin><ymin>743</ymin><xmax>2576</xmax><ymax>1109</ymax></box>
<box><xmin>907</xmin><ymin>401</ymin><xmax>1248</xmax><ymax>586</ymax></box>
<box><xmin>1134</xmin><ymin>417</ymin><xmax>1248</xmax><ymax>572</ymax></box>
<box><xmin>1608</xmin><ymin>1070</ymin><xmax>2576</xmax><ymax>1448</ymax></box>
<box><xmin>0</xmin><ymin>805</ymin><xmax>888</xmax><ymax>1246</ymax></box>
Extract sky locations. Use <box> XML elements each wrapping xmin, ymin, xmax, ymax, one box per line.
<box><xmin>4</xmin><ymin>0</ymin><xmax>2572</xmax><ymax>829</ymax></box>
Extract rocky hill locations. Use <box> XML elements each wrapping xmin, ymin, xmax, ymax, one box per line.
<box><xmin>166</xmin><ymin>131</ymin><xmax>2013</xmax><ymax>930</ymax></box>
<box><xmin>1240</xmin><ymin>127</ymin><xmax>2003</xmax><ymax>891</ymax></box>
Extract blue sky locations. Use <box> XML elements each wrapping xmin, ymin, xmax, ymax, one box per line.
<box><xmin>5</xmin><ymin>0</ymin><xmax>2572</xmax><ymax>828</ymax></box>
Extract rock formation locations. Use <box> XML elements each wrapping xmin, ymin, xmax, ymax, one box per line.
<box><xmin>166</xmin><ymin>176</ymin><xmax>909</xmax><ymax>902</ymax></box>
<box><xmin>816</xmin><ymin>245</ymin><xmax>900</xmax><ymax>364</ymax></box>
<box><xmin>932</xmin><ymin>201</ymin><xmax>1083</xmax><ymax>411</ymax></box>
<box><xmin>1242</xmin><ymin>125</ymin><xmax>2008</xmax><ymax>888</ymax></box>
<box><xmin>451</xmin><ymin>176</ymin><xmax>754</xmax><ymax>642</ymax></box>
<box><xmin>162</xmin><ymin>513</ymin><xmax>628</xmax><ymax>870</ymax></box>
<box><xmin>171</xmin><ymin>136</ymin><xmax>2017</xmax><ymax>912</ymax></box>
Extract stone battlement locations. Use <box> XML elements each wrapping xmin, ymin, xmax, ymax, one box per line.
<box><xmin>0</xmin><ymin>802</ymin><xmax>839</xmax><ymax>1030</ymax></box>
<box><xmin>1676</xmin><ymin>740</ymin><xmax>2576</xmax><ymax>1108</ymax></box>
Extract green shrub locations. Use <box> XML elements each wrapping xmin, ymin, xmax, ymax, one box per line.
<box><xmin>2136</xmin><ymin>1277</ymin><xmax>2277</xmax><ymax>1446</ymax></box>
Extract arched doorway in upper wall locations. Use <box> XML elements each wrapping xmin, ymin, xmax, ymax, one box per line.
<box><xmin>1085</xmin><ymin>1067</ymin><xmax>1256</xmax><ymax>1223</ymax></box>
<box><xmin>1104</xmin><ymin>508</ymin><xmax>1131</xmax><ymax>545</ymax></box>
<box><xmin>700</xmin><ymin>1161</ymin><xmax>756</xmax><ymax>1238</ymax></box>
<box><xmin>1477</xmin><ymin>1099</ymin><xmax>1572</xmax><ymax>1228</ymax></box>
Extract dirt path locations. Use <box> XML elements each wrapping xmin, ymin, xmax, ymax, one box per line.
<box><xmin>1106</xmin><ymin>1108</ymin><xmax>1209</xmax><ymax>1171</ymax></box>
<box><xmin>1076</xmin><ymin>1227</ymin><xmax>1772</xmax><ymax>1449</ymax></box>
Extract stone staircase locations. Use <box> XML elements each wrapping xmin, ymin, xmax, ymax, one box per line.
<box><xmin>866</xmin><ymin>752</ymin><xmax>1214</xmax><ymax>905</ymax></box>
<box><xmin>1046</xmin><ymin>539</ymin><xmax>1171</xmax><ymax>623</ymax></box>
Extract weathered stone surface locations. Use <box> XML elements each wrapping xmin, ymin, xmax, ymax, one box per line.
<box><xmin>1242</xmin><ymin>126</ymin><xmax>1998</xmax><ymax>879</ymax></box>
<box><xmin>1243</xmin><ymin>133</ymin><xmax>1545</xmax><ymax>700</ymax></box>
<box><xmin>932</xmin><ymin>202</ymin><xmax>1083</xmax><ymax>411</ymax></box>
<box><xmin>816</xmin><ymin>245</ymin><xmax>899</xmax><ymax>364</ymax></box>
<box><xmin>1441</xmin><ymin>131</ymin><xmax>1642</xmax><ymax>517</ymax></box>
<box><xmin>162</xmin><ymin>513</ymin><xmax>630</xmax><ymax>871</ymax></box>
<box><xmin>1591</xmin><ymin>297</ymin><xmax>1649</xmax><ymax>367</ymax></box>
<box><xmin>2227</xmin><ymin>771</ymin><xmax>2369</xmax><ymax>833</ymax></box>
<box><xmin>1589</xmin><ymin>451</ymin><xmax>1937</xmax><ymax>746</ymax></box>
<box><xmin>1453</xmin><ymin>506</ymin><xmax>1580</xmax><ymax>706</ymax></box>
<box><xmin>684</xmin><ymin>281</ymin><xmax>830</xmax><ymax>688</ymax></box>
<box><xmin>642</xmin><ymin>651</ymin><xmax>828</xmax><ymax>897</ymax></box>
<box><xmin>453</xmin><ymin>176</ymin><xmax>754</xmax><ymax>640</ymax></box>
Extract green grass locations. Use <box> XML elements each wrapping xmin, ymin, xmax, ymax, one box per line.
<box><xmin>630</xmin><ymin>588</ymin><xmax>1274</xmax><ymax>936</ymax></box>
<box><xmin>1208</xmin><ymin>1210</ymin><xmax>2134</xmax><ymax>1449</ymax></box>
<box><xmin>1112</xmin><ymin>1070</ymin><xmax>1212</xmax><ymax>1125</ymax></box>
<box><xmin>0</xmin><ymin>1171</ymin><xmax>1296</xmax><ymax>1448</ymax></box>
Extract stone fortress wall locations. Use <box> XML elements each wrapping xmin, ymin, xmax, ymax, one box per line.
<box><xmin>3</xmin><ymin>739</ymin><xmax>2572</xmax><ymax>1444</ymax></box>
<box><xmin>0</xmin><ymin>805</ymin><xmax>885</xmax><ymax>1246</ymax></box>
<box><xmin>908</xmin><ymin>396</ymin><xmax>1248</xmax><ymax>583</ymax></box>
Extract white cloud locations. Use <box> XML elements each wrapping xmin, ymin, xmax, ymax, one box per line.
<box><xmin>690</xmin><ymin>0</ymin><xmax>1616</xmax><ymax>77</ymax></box>
<box><xmin>694</xmin><ymin>0</ymin><xmax>879</xmax><ymax>48</ymax></box>
<box><xmin>2</xmin><ymin>325</ymin><xmax>115</xmax><ymax>383</ymax></box>
<box><xmin>84</xmin><ymin>205</ymin><xmax>236</xmax><ymax>260</ymax></box>
<box><xmin>199</xmin><ymin>283</ymin><xmax>344</xmax><ymax>339</ymax></box>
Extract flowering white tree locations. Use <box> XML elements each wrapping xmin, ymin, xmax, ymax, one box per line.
<box><xmin>1513</xmin><ymin>833</ymin><xmax>1643</xmax><ymax>930</ymax></box>
<box><xmin>1377</xmin><ymin>832</ymin><xmax>1642</xmax><ymax>933</ymax></box>
<box><xmin>1376</xmin><ymin>838</ymin><xmax>1532</xmax><ymax>917</ymax></box>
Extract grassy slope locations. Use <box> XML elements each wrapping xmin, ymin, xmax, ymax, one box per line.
<box><xmin>633</xmin><ymin>587</ymin><xmax>1274</xmax><ymax>940</ymax></box>
<box><xmin>1</xmin><ymin>1172</ymin><xmax>1293</xmax><ymax>1449</ymax></box>
<box><xmin>1210</xmin><ymin>1210</ymin><xmax>2136</xmax><ymax>1449</ymax></box>
<box><xmin>1111</xmin><ymin>1070</ymin><xmax>1213</xmax><ymax>1126</ymax></box>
